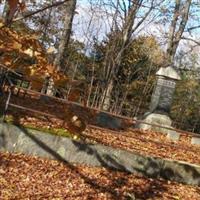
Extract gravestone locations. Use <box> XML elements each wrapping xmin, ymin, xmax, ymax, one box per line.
<box><xmin>95</xmin><ymin>112</ymin><xmax>123</xmax><ymax>130</ymax></box>
<box><xmin>191</xmin><ymin>137</ymin><xmax>200</xmax><ymax>146</ymax></box>
<box><xmin>150</xmin><ymin>77</ymin><xmax>177</xmax><ymax>114</ymax></box>
<box><xmin>167</xmin><ymin>130</ymin><xmax>181</xmax><ymax>141</ymax></box>
<box><xmin>138</xmin><ymin>66</ymin><xmax>181</xmax><ymax>134</ymax></box>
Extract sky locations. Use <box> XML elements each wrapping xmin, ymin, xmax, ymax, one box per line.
<box><xmin>73</xmin><ymin>0</ymin><xmax>200</xmax><ymax>67</ymax></box>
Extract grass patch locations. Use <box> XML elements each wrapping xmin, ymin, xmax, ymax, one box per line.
<box><xmin>2</xmin><ymin>115</ymin><xmax>80</xmax><ymax>140</ymax></box>
<box><xmin>25</xmin><ymin>124</ymin><xmax>74</xmax><ymax>138</ymax></box>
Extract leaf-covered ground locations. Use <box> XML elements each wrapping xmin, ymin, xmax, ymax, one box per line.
<box><xmin>0</xmin><ymin>152</ymin><xmax>200</xmax><ymax>200</ymax></box>
<box><xmin>2</xmin><ymin>92</ymin><xmax>200</xmax><ymax>165</ymax></box>
<box><xmin>82</xmin><ymin>126</ymin><xmax>200</xmax><ymax>165</ymax></box>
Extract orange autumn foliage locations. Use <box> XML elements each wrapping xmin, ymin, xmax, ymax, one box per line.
<box><xmin>0</xmin><ymin>21</ymin><xmax>68</xmax><ymax>90</ymax></box>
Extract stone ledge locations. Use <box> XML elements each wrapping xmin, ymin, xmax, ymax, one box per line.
<box><xmin>138</xmin><ymin>113</ymin><xmax>173</xmax><ymax>134</ymax></box>
<box><xmin>191</xmin><ymin>137</ymin><xmax>200</xmax><ymax>146</ymax></box>
<box><xmin>0</xmin><ymin>123</ymin><xmax>200</xmax><ymax>186</ymax></box>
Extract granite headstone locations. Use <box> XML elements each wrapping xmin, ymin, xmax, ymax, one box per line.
<box><xmin>150</xmin><ymin>78</ymin><xmax>177</xmax><ymax>114</ymax></box>
<box><xmin>138</xmin><ymin>66</ymin><xmax>181</xmax><ymax>135</ymax></box>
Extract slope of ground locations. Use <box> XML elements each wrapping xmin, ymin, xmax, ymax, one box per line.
<box><xmin>0</xmin><ymin>152</ymin><xmax>200</xmax><ymax>200</ymax></box>
<box><xmin>82</xmin><ymin>126</ymin><xmax>200</xmax><ymax>165</ymax></box>
<box><xmin>1</xmin><ymin>90</ymin><xmax>200</xmax><ymax>165</ymax></box>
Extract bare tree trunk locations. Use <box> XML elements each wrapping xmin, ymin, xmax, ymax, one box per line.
<box><xmin>66</xmin><ymin>63</ymin><xmax>78</xmax><ymax>99</ymax></box>
<box><xmin>100</xmin><ymin>2</ymin><xmax>138</xmax><ymax>110</ymax></box>
<box><xmin>3</xmin><ymin>1</ymin><xmax>17</xmax><ymax>25</ymax></box>
<box><xmin>91</xmin><ymin>84</ymin><xmax>99</xmax><ymax>108</ymax></box>
<box><xmin>166</xmin><ymin>0</ymin><xmax>192</xmax><ymax>63</ymax></box>
<box><xmin>41</xmin><ymin>76</ymin><xmax>55</xmax><ymax>96</ymax></box>
<box><xmin>2</xmin><ymin>1</ymin><xmax>9</xmax><ymax>18</ymax></box>
<box><xmin>101</xmin><ymin>78</ymin><xmax>114</xmax><ymax>111</ymax></box>
<box><xmin>54</xmin><ymin>0</ymin><xmax>77</xmax><ymax>71</ymax></box>
<box><xmin>87</xmin><ymin>64</ymin><xmax>95</xmax><ymax>107</ymax></box>
<box><xmin>41</xmin><ymin>3</ymin><xmax>53</xmax><ymax>46</ymax></box>
<box><xmin>43</xmin><ymin>0</ymin><xmax>76</xmax><ymax>97</ymax></box>
<box><xmin>100</xmin><ymin>0</ymin><xmax>155</xmax><ymax>111</ymax></box>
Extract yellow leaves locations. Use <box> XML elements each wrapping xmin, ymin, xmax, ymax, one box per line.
<box><xmin>23</xmin><ymin>49</ymin><xmax>34</xmax><ymax>57</ymax></box>
<box><xmin>23</xmin><ymin>48</ymin><xmax>41</xmax><ymax>57</ymax></box>
<box><xmin>0</xmin><ymin>27</ymin><xmax>45</xmax><ymax>70</ymax></box>
<box><xmin>172</xmin><ymin>195</ymin><xmax>180</xmax><ymax>200</ymax></box>
<box><xmin>127</xmin><ymin>36</ymin><xmax>164</xmax><ymax>66</ymax></box>
<box><xmin>0</xmin><ymin>24</ymin><xmax>69</xmax><ymax>91</ymax></box>
<box><xmin>130</xmin><ymin>80</ymin><xmax>145</xmax><ymax>90</ymax></box>
<box><xmin>30</xmin><ymin>68</ymin><xmax>36</xmax><ymax>76</ymax></box>
<box><xmin>1</xmin><ymin>55</ymin><xmax>13</xmax><ymax>66</ymax></box>
<box><xmin>4</xmin><ymin>61</ymin><xmax>12</xmax><ymax>66</ymax></box>
<box><xmin>45</xmin><ymin>64</ymin><xmax>55</xmax><ymax>74</ymax></box>
<box><xmin>47</xmin><ymin>47</ymin><xmax>56</xmax><ymax>54</ymax></box>
<box><xmin>0</xmin><ymin>21</ymin><xmax>4</xmax><ymax>28</ymax></box>
<box><xmin>55</xmin><ymin>77</ymin><xmax>69</xmax><ymax>87</ymax></box>
<box><xmin>12</xmin><ymin>41</ymin><xmax>22</xmax><ymax>50</ymax></box>
<box><xmin>187</xmin><ymin>79</ymin><xmax>198</xmax><ymax>88</ymax></box>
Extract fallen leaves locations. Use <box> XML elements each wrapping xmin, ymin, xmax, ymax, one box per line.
<box><xmin>2</xmin><ymin>91</ymin><xmax>200</xmax><ymax>165</ymax></box>
<box><xmin>1</xmin><ymin>92</ymin><xmax>200</xmax><ymax>198</ymax></box>
<box><xmin>82</xmin><ymin>127</ymin><xmax>200</xmax><ymax>165</ymax></box>
<box><xmin>0</xmin><ymin>152</ymin><xmax>200</xmax><ymax>199</ymax></box>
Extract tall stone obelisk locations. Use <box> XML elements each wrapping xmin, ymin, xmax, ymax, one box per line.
<box><xmin>138</xmin><ymin>65</ymin><xmax>181</xmax><ymax>135</ymax></box>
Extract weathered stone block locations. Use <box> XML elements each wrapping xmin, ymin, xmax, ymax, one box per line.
<box><xmin>167</xmin><ymin>131</ymin><xmax>180</xmax><ymax>141</ymax></box>
<box><xmin>1</xmin><ymin>123</ymin><xmax>200</xmax><ymax>186</ymax></box>
<box><xmin>138</xmin><ymin>113</ymin><xmax>172</xmax><ymax>134</ymax></box>
<box><xmin>161</xmin><ymin>160</ymin><xmax>200</xmax><ymax>186</ymax></box>
<box><xmin>95</xmin><ymin>112</ymin><xmax>123</xmax><ymax>130</ymax></box>
<box><xmin>191</xmin><ymin>137</ymin><xmax>200</xmax><ymax>146</ymax></box>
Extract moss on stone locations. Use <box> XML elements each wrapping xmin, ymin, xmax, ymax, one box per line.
<box><xmin>3</xmin><ymin>115</ymin><xmax>80</xmax><ymax>140</ymax></box>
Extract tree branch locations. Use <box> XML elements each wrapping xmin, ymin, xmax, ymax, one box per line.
<box><xmin>181</xmin><ymin>36</ymin><xmax>200</xmax><ymax>46</ymax></box>
<box><xmin>1</xmin><ymin>0</ymin><xmax>69</xmax><ymax>28</ymax></box>
<box><xmin>132</xmin><ymin>0</ymin><xmax>156</xmax><ymax>33</ymax></box>
<box><xmin>187</xmin><ymin>25</ymin><xmax>200</xmax><ymax>32</ymax></box>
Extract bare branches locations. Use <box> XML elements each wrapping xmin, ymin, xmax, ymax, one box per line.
<box><xmin>167</xmin><ymin>0</ymin><xmax>192</xmax><ymax>62</ymax></box>
<box><xmin>132</xmin><ymin>0</ymin><xmax>157</xmax><ymax>33</ymax></box>
<box><xmin>175</xmin><ymin>0</ymin><xmax>192</xmax><ymax>43</ymax></box>
<box><xmin>1</xmin><ymin>0</ymin><xmax>69</xmax><ymax>28</ymax></box>
<box><xmin>181</xmin><ymin>36</ymin><xmax>200</xmax><ymax>46</ymax></box>
<box><xmin>187</xmin><ymin>25</ymin><xmax>200</xmax><ymax>32</ymax></box>
<box><xmin>167</xmin><ymin>0</ymin><xmax>181</xmax><ymax>61</ymax></box>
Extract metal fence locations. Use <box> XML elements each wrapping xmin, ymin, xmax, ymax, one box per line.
<box><xmin>0</xmin><ymin>65</ymin><xmax>200</xmax><ymax>134</ymax></box>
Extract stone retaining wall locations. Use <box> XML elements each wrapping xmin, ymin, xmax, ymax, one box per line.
<box><xmin>0</xmin><ymin>123</ymin><xmax>200</xmax><ymax>186</ymax></box>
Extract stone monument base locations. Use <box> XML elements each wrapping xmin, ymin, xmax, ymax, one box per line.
<box><xmin>138</xmin><ymin>113</ymin><xmax>173</xmax><ymax>134</ymax></box>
